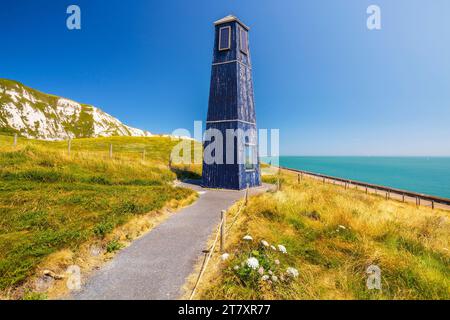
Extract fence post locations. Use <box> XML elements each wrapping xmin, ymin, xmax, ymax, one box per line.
<box><xmin>418</xmin><ymin>198</ymin><xmax>421</xmax><ymax>206</ymax></box>
<box><xmin>13</xmin><ymin>133</ymin><xmax>17</xmax><ymax>146</ymax></box>
<box><xmin>402</xmin><ymin>194</ymin><xmax>405</xmax><ymax>202</ymax></box>
<box><xmin>323</xmin><ymin>177</ymin><xmax>325</xmax><ymax>184</ymax></box>
<box><xmin>220</xmin><ymin>210</ymin><xmax>226</xmax><ymax>252</ymax></box>
<box><xmin>297</xmin><ymin>173</ymin><xmax>300</xmax><ymax>184</ymax></box>
<box><xmin>365</xmin><ymin>186</ymin><xmax>368</xmax><ymax>194</ymax></box>
<box><xmin>431</xmin><ymin>200</ymin><xmax>435</xmax><ymax>210</ymax></box>
<box><xmin>385</xmin><ymin>191</ymin><xmax>388</xmax><ymax>200</ymax></box>
<box><xmin>245</xmin><ymin>183</ymin><xmax>249</xmax><ymax>205</ymax></box>
<box><xmin>68</xmin><ymin>139</ymin><xmax>71</xmax><ymax>156</ymax></box>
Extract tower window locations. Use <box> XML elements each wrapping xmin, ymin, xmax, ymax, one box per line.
<box><xmin>218</xmin><ymin>26</ymin><xmax>231</xmax><ymax>51</ymax></box>
<box><xmin>240</xmin><ymin>28</ymin><xmax>248</xmax><ymax>54</ymax></box>
<box><xmin>245</xmin><ymin>143</ymin><xmax>257</xmax><ymax>171</ymax></box>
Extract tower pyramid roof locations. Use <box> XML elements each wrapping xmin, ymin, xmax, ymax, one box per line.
<box><xmin>213</xmin><ymin>15</ymin><xmax>250</xmax><ymax>30</ymax></box>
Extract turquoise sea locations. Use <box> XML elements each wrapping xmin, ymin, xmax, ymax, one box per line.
<box><xmin>262</xmin><ymin>156</ymin><xmax>450</xmax><ymax>199</ymax></box>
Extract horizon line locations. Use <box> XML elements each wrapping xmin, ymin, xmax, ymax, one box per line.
<box><xmin>266</xmin><ymin>155</ymin><xmax>450</xmax><ymax>158</ymax></box>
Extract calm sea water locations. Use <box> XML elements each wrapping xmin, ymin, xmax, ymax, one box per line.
<box><xmin>262</xmin><ymin>156</ymin><xmax>450</xmax><ymax>199</ymax></box>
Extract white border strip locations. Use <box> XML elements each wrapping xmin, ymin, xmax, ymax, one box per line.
<box><xmin>212</xmin><ymin>59</ymin><xmax>251</xmax><ymax>70</ymax></box>
<box><xmin>206</xmin><ymin>119</ymin><xmax>256</xmax><ymax>125</ymax></box>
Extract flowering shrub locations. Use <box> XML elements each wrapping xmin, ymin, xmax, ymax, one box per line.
<box><xmin>221</xmin><ymin>253</ymin><xmax>230</xmax><ymax>261</ymax></box>
<box><xmin>286</xmin><ymin>267</ymin><xmax>299</xmax><ymax>278</ymax></box>
<box><xmin>225</xmin><ymin>236</ymin><xmax>299</xmax><ymax>291</ymax></box>
<box><xmin>246</xmin><ymin>257</ymin><xmax>259</xmax><ymax>269</ymax></box>
<box><xmin>277</xmin><ymin>245</ymin><xmax>287</xmax><ymax>254</ymax></box>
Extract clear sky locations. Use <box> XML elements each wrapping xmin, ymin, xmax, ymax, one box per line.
<box><xmin>1</xmin><ymin>0</ymin><xmax>449</xmax><ymax>156</ymax></box>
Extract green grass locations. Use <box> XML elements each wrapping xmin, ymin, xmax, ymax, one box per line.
<box><xmin>22</xmin><ymin>291</ymin><xmax>48</xmax><ymax>300</ymax></box>
<box><xmin>199</xmin><ymin>171</ymin><xmax>450</xmax><ymax>300</ymax></box>
<box><xmin>106</xmin><ymin>240</ymin><xmax>124</xmax><ymax>253</ymax></box>
<box><xmin>0</xmin><ymin>134</ymin><xmax>201</xmax><ymax>292</ymax></box>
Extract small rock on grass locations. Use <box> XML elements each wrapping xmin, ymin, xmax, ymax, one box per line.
<box><xmin>43</xmin><ymin>270</ymin><xmax>64</xmax><ymax>280</ymax></box>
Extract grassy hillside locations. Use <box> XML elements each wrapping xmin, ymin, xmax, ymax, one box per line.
<box><xmin>0</xmin><ymin>134</ymin><xmax>201</xmax><ymax>295</ymax></box>
<box><xmin>197</xmin><ymin>170</ymin><xmax>450</xmax><ymax>300</ymax></box>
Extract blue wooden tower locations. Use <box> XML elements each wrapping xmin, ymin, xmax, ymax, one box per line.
<box><xmin>202</xmin><ymin>15</ymin><xmax>261</xmax><ymax>190</ymax></box>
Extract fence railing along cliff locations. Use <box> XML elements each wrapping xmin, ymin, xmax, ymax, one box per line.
<box><xmin>279</xmin><ymin>166</ymin><xmax>450</xmax><ymax>210</ymax></box>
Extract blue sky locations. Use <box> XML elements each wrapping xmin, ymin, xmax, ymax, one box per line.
<box><xmin>1</xmin><ymin>0</ymin><xmax>450</xmax><ymax>156</ymax></box>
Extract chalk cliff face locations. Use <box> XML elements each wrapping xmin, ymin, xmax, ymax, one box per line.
<box><xmin>0</xmin><ymin>79</ymin><xmax>152</xmax><ymax>140</ymax></box>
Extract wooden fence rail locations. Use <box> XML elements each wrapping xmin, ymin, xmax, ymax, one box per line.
<box><xmin>279</xmin><ymin>166</ymin><xmax>450</xmax><ymax>209</ymax></box>
<box><xmin>189</xmin><ymin>192</ymin><xmax>248</xmax><ymax>300</ymax></box>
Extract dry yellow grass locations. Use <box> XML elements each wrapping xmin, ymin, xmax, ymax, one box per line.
<box><xmin>195</xmin><ymin>170</ymin><xmax>450</xmax><ymax>300</ymax></box>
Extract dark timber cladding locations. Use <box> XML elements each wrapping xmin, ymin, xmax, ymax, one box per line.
<box><xmin>202</xmin><ymin>15</ymin><xmax>261</xmax><ymax>190</ymax></box>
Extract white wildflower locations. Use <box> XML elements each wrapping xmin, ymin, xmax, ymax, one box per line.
<box><xmin>274</xmin><ymin>259</ymin><xmax>280</xmax><ymax>265</ymax></box>
<box><xmin>246</xmin><ymin>257</ymin><xmax>259</xmax><ymax>269</ymax></box>
<box><xmin>243</xmin><ymin>235</ymin><xmax>253</xmax><ymax>241</ymax></box>
<box><xmin>338</xmin><ymin>225</ymin><xmax>346</xmax><ymax>230</ymax></box>
<box><xmin>261</xmin><ymin>240</ymin><xmax>269</xmax><ymax>247</ymax></box>
<box><xmin>271</xmin><ymin>275</ymin><xmax>278</xmax><ymax>282</ymax></box>
<box><xmin>220</xmin><ymin>253</ymin><xmax>230</xmax><ymax>261</ymax></box>
<box><xmin>258</xmin><ymin>267</ymin><xmax>265</xmax><ymax>275</ymax></box>
<box><xmin>234</xmin><ymin>265</ymin><xmax>240</xmax><ymax>271</ymax></box>
<box><xmin>268</xmin><ymin>270</ymin><xmax>273</xmax><ymax>275</ymax></box>
<box><xmin>270</xmin><ymin>245</ymin><xmax>277</xmax><ymax>251</ymax></box>
<box><xmin>261</xmin><ymin>275</ymin><xmax>269</xmax><ymax>281</ymax></box>
<box><xmin>286</xmin><ymin>267</ymin><xmax>299</xmax><ymax>278</ymax></box>
<box><xmin>278</xmin><ymin>245</ymin><xmax>287</xmax><ymax>254</ymax></box>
